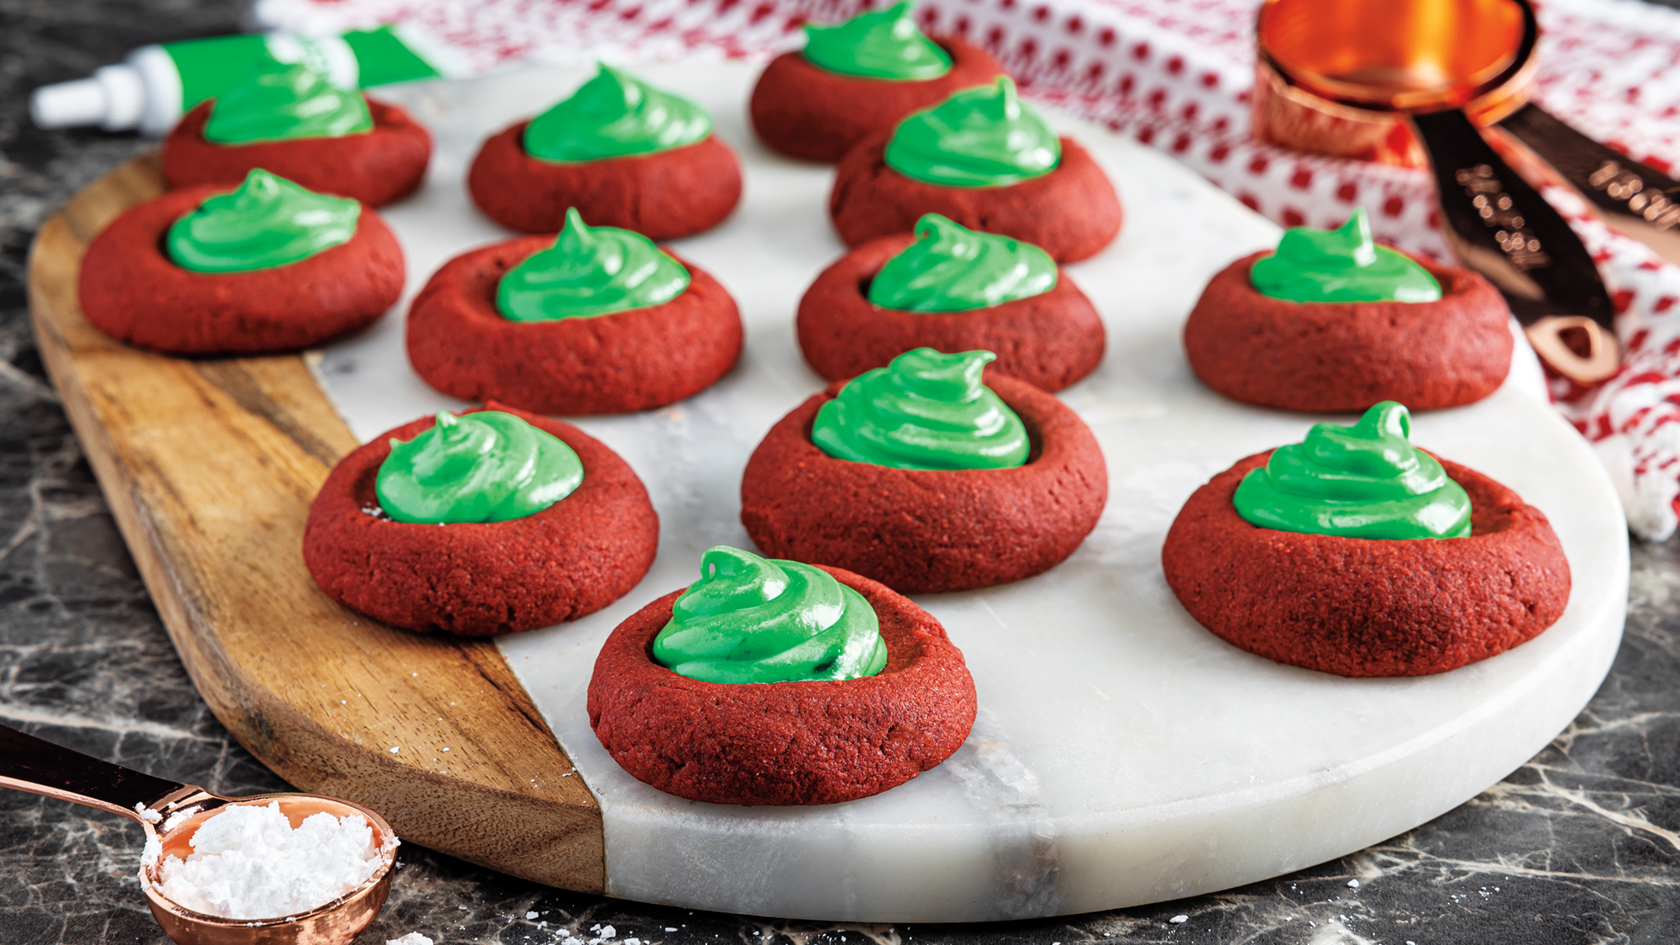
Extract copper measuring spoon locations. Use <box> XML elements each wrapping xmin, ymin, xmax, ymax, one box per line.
<box><xmin>1253</xmin><ymin>0</ymin><xmax>1648</xmax><ymax>385</ymax></box>
<box><xmin>0</xmin><ymin>723</ymin><xmax>397</xmax><ymax>945</ymax></box>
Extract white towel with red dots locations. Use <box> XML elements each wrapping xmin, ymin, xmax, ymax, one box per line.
<box><xmin>254</xmin><ymin>0</ymin><xmax>1680</xmax><ymax>539</ymax></box>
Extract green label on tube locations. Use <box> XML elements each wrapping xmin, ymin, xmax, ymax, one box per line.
<box><xmin>161</xmin><ymin>34</ymin><xmax>274</xmax><ymax>112</ymax></box>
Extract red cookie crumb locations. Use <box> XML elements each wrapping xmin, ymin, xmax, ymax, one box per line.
<box><xmin>587</xmin><ymin>565</ymin><xmax>977</xmax><ymax>806</ymax></box>
<box><xmin>77</xmin><ymin>185</ymin><xmax>403</xmax><ymax>355</ymax></box>
<box><xmin>162</xmin><ymin>98</ymin><xmax>432</xmax><ymax>208</ymax></box>
<box><xmin>467</xmin><ymin>127</ymin><xmax>742</xmax><ymax>239</ymax></box>
<box><xmin>1161</xmin><ymin>451</ymin><xmax>1571</xmax><ymax>678</ymax></box>
<box><xmin>749</xmin><ymin>39</ymin><xmax>1005</xmax><ymax>163</ymax></box>
<box><xmin>1183</xmin><ymin>252</ymin><xmax>1514</xmax><ymax>413</ymax></box>
<box><xmin>406</xmin><ymin>238</ymin><xmax>742</xmax><ymax>415</ymax></box>
<box><xmin>303</xmin><ymin>403</ymin><xmax>659</xmax><ymax>636</ymax></box>
<box><xmin>796</xmin><ymin>233</ymin><xmax>1105</xmax><ymax>392</ymax></box>
<box><xmin>829</xmin><ymin>131</ymin><xmax>1123</xmax><ymax>263</ymax></box>
<box><xmin>740</xmin><ymin>373</ymin><xmax>1107</xmax><ymax>593</ymax></box>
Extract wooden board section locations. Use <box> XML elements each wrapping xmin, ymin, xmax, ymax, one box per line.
<box><xmin>25</xmin><ymin>155</ymin><xmax>605</xmax><ymax>893</ymax></box>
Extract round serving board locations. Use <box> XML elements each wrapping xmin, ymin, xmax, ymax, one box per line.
<box><xmin>28</xmin><ymin>60</ymin><xmax>1627</xmax><ymax>924</ymax></box>
<box><xmin>315</xmin><ymin>62</ymin><xmax>1629</xmax><ymax>921</ymax></box>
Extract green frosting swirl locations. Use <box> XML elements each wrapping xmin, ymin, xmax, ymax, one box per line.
<box><xmin>884</xmin><ymin>77</ymin><xmax>1061</xmax><ymax>188</ymax></box>
<box><xmin>803</xmin><ymin>1</ymin><xmax>952</xmax><ymax>81</ymax></box>
<box><xmin>868</xmin><ymin>213</ymin><xmax>1057</xmax><ymax>312</ymax></box>
<box><xmin>524</xmin><ymin>64</ymin><xmax>712</xmax><ymax>163</ymax></box>
<box><xmin>1250</xmin><ymin>208</ymin><xmax>1442</xmax><ymax>304</ymax></box>
<box><xmin>812</xmin><ymin>348</ymin><xmax>1030</xmax><ymax>470</ymax></box>
<box><xmin>652</xmin><ymin>546</ymin><xmax>889</xmax><ymax>684</ymax></box>
<box><xmin>375</xmin><ymin>411</ymin><xmax>584</xmax><ymax>525</ymax></box>
<box><xmin>166</xmin><ymin>169</ymin><xmax>360</xmax><ymax>273</ymax></box>
<box><xmin>203</xmin><ymin>56</ymin><xmax>373</xmax><ymax>144</ymax></box>
<box><xmin>497</xmin><ymin>208</ymin><xmax>691</xmax><ymax>321</ymax></box>
<box><xmin>1233</xmin><ymin>401</ymin><xmax>1471</xmax><ymax>540</ymax></box>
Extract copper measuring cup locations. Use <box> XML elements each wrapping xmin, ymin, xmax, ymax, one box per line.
<box><xmin>0</xmin><ymin>724</ymin><xmax>397</xmax><ymax>945</ymax></box>
<box><xmin>1251</xmin><ymin>0</ymin><xmax>1663</xmax><ymax>384</ymax></box>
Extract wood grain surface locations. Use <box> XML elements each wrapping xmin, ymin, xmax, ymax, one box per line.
<box><xmin>25</xmin><ymin>155</ymin><xmax>606</xmax><ymax>893</ymax></box>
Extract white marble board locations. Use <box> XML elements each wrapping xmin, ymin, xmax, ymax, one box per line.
<box><xmin>311</xmin><ymin>61</ymin><xmax>1630</xmax><ymax>922</ymax></box>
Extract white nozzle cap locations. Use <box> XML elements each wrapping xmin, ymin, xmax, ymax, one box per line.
<box><xmin>94</xmin><ymin>65</ymin><xmax>146</xmax><ymax>131</ymax></box>
<box><xmin>29</xmin><ymin>64</ymin><xmax>146</xmax><ymax>131</ymax></box>
<box><xmin>31</xmin><ymin>78</ymin><xmax>110</xmax><ymax>129</ymax></box>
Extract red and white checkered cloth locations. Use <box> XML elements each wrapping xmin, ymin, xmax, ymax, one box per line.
<box><xmin>252</xmin><ymin>0</ymin><xmax>1680</xmax><ymax>539</ymax></box>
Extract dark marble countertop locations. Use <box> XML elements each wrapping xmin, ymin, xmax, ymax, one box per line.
<box><xmin>4</xmin><ymin>2</ymin><xmax>1680</xmax><ymax>943</ymax></box>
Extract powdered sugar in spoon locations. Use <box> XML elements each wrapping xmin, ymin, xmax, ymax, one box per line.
<box><xmin>0</xmin><ymin>723</ymin><xmax>398</xmax><ymax>945</ymax></box>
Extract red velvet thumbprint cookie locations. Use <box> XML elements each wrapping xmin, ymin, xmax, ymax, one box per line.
<box><xmin>829</xmin><ymin>78</ymin><xmax>1121</xmax><ymax>263</ymax></box>
<box><xmin>798</xmin><ymin>215</ymin><xmax>1104</xmax><ymax>392</ymax></box>
<box><xmin>742</xmin><ymin>349</ymin><xmax>1107</xmax><ymax>593</ymax></box>
<box><xmin>77</xmin><ymin>171</ymin><xmax>402</xmax><ymax>355</ymax></box>
<box><xmin>1184</xmin><ymin>210</ymin><xmax>1512</xmax><ymax>413</ymax></box>
<box><xmin>1162</xmin><ymin>402</ymin><xmax>1570</xmax><ymax>677</ymax></box>
<box><xmin>749</xmin><ymin>3</ymin><xmax>1004</xmax><ymax>163</ymax></box>
<box><xmin>304</xmin><ymin>404</ymin><xmax>658</xmax><ymax>636</ymax></box>
<box><xmin>468</xmin><ymin>64</ymin><xmax>741</xmax><ymax>238</ymax></box>
<box><xmin>588</xmin><ymin>546</ymin><xmax>977</xmax><ymax>806</ymax></box>
<box><xmin>162</xmin><ymin>58</ymin><xmax>430</xmax><ymax>207</ymax></box>
<box><xmin>407</xmin><ymin>209</ymin><xmax>742</xmax><ymax>415</ymax></box>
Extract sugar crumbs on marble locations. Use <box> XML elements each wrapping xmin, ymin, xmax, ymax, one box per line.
<box><xmin>387</xmin><ymin>935</ymin><xmax>433</xmax><ymax>945</ymax></box>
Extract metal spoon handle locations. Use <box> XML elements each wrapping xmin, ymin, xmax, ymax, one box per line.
<box><xmin>0</xmin><ymin>723</ymin><xmax>189</xmax><ymax>820</ymax></box>
<box><xmin>1413</xmin><ymin>108</ymin><xmax>1615</xmax><ymax>328</ymax></box>
<box><xmin>1499</xmin><ymin>102</ymin><xmax>1680</xmax><ymax>238</ymax></box>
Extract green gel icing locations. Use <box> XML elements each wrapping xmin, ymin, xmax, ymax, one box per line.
<box><xmin>375</xmin><ymin>411</ymin><xmax>584</xmax><ymax>525</ymax></box>
<box><xmin>1250</xmin><ymin>208</ymin><xmax>1442</xmax><ymax>304</ymax></box>
<box><xmin>652</xmin><ymin>546</ymin><xmax>889</xmax><ymax>684</ymax></box>
<box><xmin>523</xmin><ymin>64</ymin><xmax>712</xmax><ymax>163</ymax></box>
<box><xmin>203</xmin><ymin>56</ymin><xmax>373</xmax><ymax>144</ymax></box>
<box><xmin>497</xmin><ymin>208</ymin><xmax>690</xmax><ymax>321</ymax></box>
<box><xmin>1233</xmin><ymin>401</ymin><xmax>1471</xmax><ymax>540</ymax></box>
<box><xmin>166</xmin><ymin>169</ymin><xmax>359</xmax><ymax>273</ymax></box>
<box><xmin>802</xmin><ymin>1</ymin><xmax>952</xmax><ymax>81</ymax></box>
<box><xmin>868</xmin><ymin>213</ymin><xmax>1057</xmax><ymax>312</ymax></box>
<box><xmin>812</xmin><ymin>348</ymin><xmax>1030</xmax><ymax>470</ymax></box>
<box><xmin>883</xmin><ymin>77</ymin><xmax>1060</xmax><ymax>188</ymax></box>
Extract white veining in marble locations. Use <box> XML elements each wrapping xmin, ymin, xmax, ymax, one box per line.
<box><xmin>313</xmin><ymin>62</ymin><xmax>1629</xmax><ymax>922</ymax></box>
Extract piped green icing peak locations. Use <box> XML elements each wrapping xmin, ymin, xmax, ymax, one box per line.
<box><xmin>1233</xmin><ymin>401</ymin><xmax>1471</xmax><ymax>540</ymax></box>
<box><xmin>204</xmin><ymin>56</ymin><xmax>373</xmax><ymax>144</ymax></box>
<box><xmin>652</xmin><ymin>546</ymin><xmax>889</xmax><ymax>684</ymax></box>
<box><xmin>803</xmin><ymin>2</ymin><xmax>952</xmax><ymax>81</ymax></box>
<box><xmin>868</xmin><ymin>213</ymin><xmax>1057</xmax><ymax>312</ymax></box>
<box><xmin>812</xmin><ymin>348</ymin><xmax>1030</xmax><ymax>470</ymax></box>
<box><xmin>1249</xmin><ymin>208</ymin><xmax>1442</xmax><ymax>304</ymax></box>
<box><xmin>497</xmin><ymin>208</ymin><xmax>691</xmax><ymax>321</ymax></box>
<box><xmin>523</xmin><ymin>64</ymin><xmax>712</xmax><ymax>163</ymax></box>
<box><xmin>166</xmin><ymin>169</ymin><xmax>359</xmax><ymax>273</ymax></box>
<box><xmin>884</xmin><ymin>77</ymin><xmax>1060</xmax><ymax>188</ymax></box>
<box><xmin>375</xmin><ymin>411</ymin><xmax>584</xmax><ymax>525</ymax></box>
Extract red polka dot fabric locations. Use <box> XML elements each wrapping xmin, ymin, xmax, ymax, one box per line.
<box><xmin>253</xmin><ymin>0</ymin><xmax>1680</xmax><ymax>538</ymax></box>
